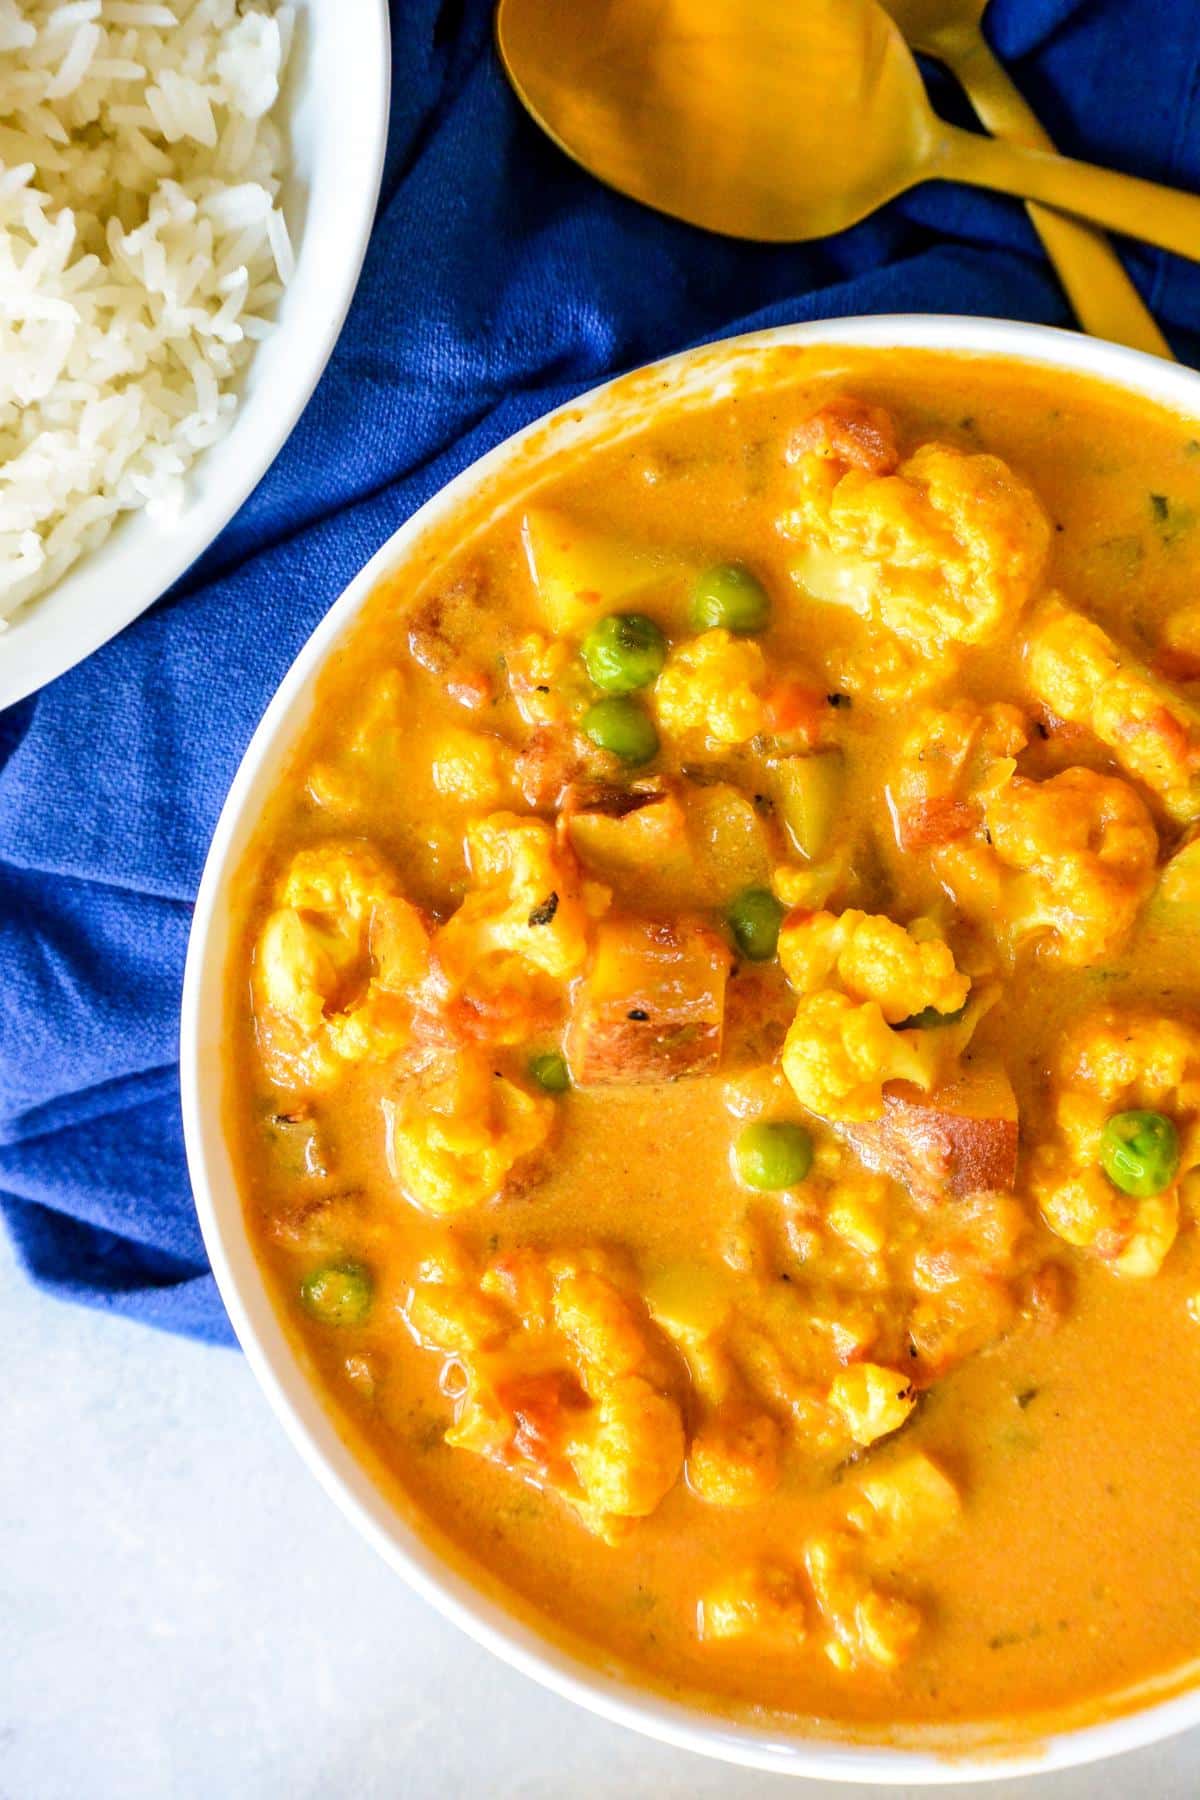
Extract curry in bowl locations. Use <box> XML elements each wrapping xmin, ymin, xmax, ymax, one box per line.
<box><xmin>226</xmin><ymin>348</ymin><xmax>1200</xmax><ymax>1736</ymax></box>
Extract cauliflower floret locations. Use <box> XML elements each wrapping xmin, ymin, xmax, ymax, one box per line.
<box><xmin>804</xmin><ymin>1532</ymin><xmax>922</xmax><ymax>1673</ymax></box>
<box><xmin>973</xmin><ymin>768</ymin><xmax>1157</xmax><ymax>965</ymax></box>
<box><xmin>465</xmin><ymin>813</ymin><xmax>596</xmax><ymax>978</ymax></box>
<box><xmin>553</xmin><ymin>1269</ymin><xmax>652</xmax><ymax>1379</ymax></box>
<box><xmin>803</xmin><ymin>1453</ymin><xmax>960</xmax><ymax>1673</ymax></box>
<box><xmin>827</xmin><ymin>1363</ymin><xmax>915</xmax><ymax>1446</ymax></box>
<box><xmin>777</xmin><ymin>909</ymin><xmax>969</xmax><ymax>1121</ymax></box>
<box><xmin>644</xmin><ymin>1267</ymin><xmax>793</xmax><ymax>1508</ymax></box>
<box><xmin>382</xmin><ymin>1051</ymin><xmax>554</xmax><ymax>1216</ymax></box>
<box><xmin>931</xmin><ymin>768</ymin><xmax>1158</xmax><ymax>968</ymax></box>
<box><xmin>430</xmin><ymin>728</ymin><xmax>513</xmax><ymax>807</ymax></box>
<box><xmin>782</xmin><ymin>433</ymin><xmax>1049</xmax><ymax>656</ymax></box>
<box><xmin>699</xmin><ymin>1561</ymin><xmax>808</xmax><ymax>1646</ymax></box>
<box><xmin>890</xmin><ymin>700</ymin><xmax>1028</xmax><ymax>850</ymax></box>
<box><xmin>504</xmin><ymin>630</ymin><xmax>591</xmax><ymax>728</ymax></box>
<box><xmin>1026</xmin><ymin>594</ymin><xmax>1200</xmax><ymax>822</ymax></box>
<box><xmin>781</xmin><ymin>990</ymin><xmax>932</xmax><ymax>1121</ymax></box>
<box><xmin>404</xmin><ymin>1251</ymin><xmax>685</xmax><ymax>1540</ymax></box>
<box><xmin>565</xmin><ymin>1374</ymin><xmax>686</xmax><ymax>1523</ymax></box>
<box><xmin>779</xmin><ymin>908</ymin><xmax>970</xmax><ymax>1024</ymax></box>
<box><xmin>687</xmin><ymin>1409</ymin><xmax>782</xmax><ymax>1507</ymax></box>
<box><xmin>654</xmin><ymin>630</ymin><xmax>768</xmax><ymax>747</ymax></box>
<box><xmin>434</xmin><ymin>813</ymin><xmax>609</xmax><ymax>1041</ymax></box>
<box><xmin>1030</xmin><ymin>1007</ymin><xmax>1200</xmax><ymax>1276</ymax></box>
<box><xmin>894</xmin><ymin>702</ymin><xmax>1159</xmax><ymax>967</ymax></box>
<box><xmin>254</xmin><ymin>841</ymin><xmax>429</xmax><ymax>1089</ymax></box>
<box><xmin>406</xmin><ymin>1282</ymin><xmax>510</xmax><ymax>1355</ymax></box>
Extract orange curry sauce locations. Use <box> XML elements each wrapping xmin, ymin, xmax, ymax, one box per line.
<box><xmin>225</xmin><ymin>350</ymin><xmax>1200</xmax><ymax>1738</ymax></box>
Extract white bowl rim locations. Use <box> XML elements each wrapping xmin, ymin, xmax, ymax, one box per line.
<box><xmin>182</xmin><ymin>312</ymin><xmax>1200</xmax><ymax>1784</ymax></box>
<box><xmin>0</xmin><ymin>0</ymin><xmax>392</xmax><ymax>713</ymax></box>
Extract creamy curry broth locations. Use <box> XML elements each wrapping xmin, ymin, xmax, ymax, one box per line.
<box><xmin>227</xmin><ymin>349</ymin><xmax>1200</xmax><ymax>1733</ymax></box>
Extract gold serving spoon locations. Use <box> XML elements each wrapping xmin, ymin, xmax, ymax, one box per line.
<box><xmin>496</xmin><ymin>0</ymin><xmax>1200</xmax><ymax>266</ymax></box>
<box><xmin>881</xmin><ymin>0</ymin><xmax>1170</xmax><ymax>355</ymax></box>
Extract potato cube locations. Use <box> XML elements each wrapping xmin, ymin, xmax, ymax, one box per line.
<box><xmin>771</xmin><ymin>750</ymin><xmax>845</xmax><ymax>861</ymax></box>
<box><xmin>566</xmin><ymin>916</ymin><xmax>731</xmax><ymax>1085</ymax></box>
<box><xmin>843</xmin><ymin>1060</ymin><xmax>1019</xmax><ymax>1202</ymax></box>
<box><xmin>699</xmin><ymin>1562</ymin><xmax>808</xmax><ymax>1646</ymax></box>
<box><xmin>855</xmin><ymin>1452</ymin><xmax>961</xmax><ymax>1544</ymax></box>
<box><xmin>521</xmin><ymin>506</ymin><xmax>664</xmax><ymax>635</ymax></box>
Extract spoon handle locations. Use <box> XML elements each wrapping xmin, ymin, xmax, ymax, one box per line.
<box><xmin>941</xmin><ymin>126</ymin><xmax>1200</xmax><ymax>271</ymax></box>
<box><xmin>941</xmin><ymin>36</ymin><xmax>1170</xmax><ymax>358</ymax></box>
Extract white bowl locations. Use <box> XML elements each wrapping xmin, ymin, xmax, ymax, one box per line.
<box><xmin>0</xmin><ymin>0</ymin><xmax>391</xmax><ymax>713</ymax></box>
<box><xmin>182</xmin><ymin>315</ymin><xmax>1200</xmax><ymax>1783</ymax></box>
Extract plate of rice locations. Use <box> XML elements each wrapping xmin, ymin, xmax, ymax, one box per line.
<box><xmin>0</xmin><ymin>0</ymin><xmax>390</xmax><ymax>710</ymax></box>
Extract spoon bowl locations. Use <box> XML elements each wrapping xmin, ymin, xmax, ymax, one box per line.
<box><xmin>498</xmin><ymin>0</ymin><xmax>935</xmax><ymax>240</ymax></box>
<box><xmin>497</xmin><ymin>0</ymin><xmax>1200</xmax><ymax>259</ymax></box>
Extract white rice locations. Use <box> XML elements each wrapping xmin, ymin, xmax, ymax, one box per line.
<box><xmin>0</xmin><ymin>0</ymin><xmax>294</xmax><ymax>625</ymax></box>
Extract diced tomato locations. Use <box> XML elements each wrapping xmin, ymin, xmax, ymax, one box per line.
<box><xmin>1114</xmin><ymin>702</ymin><xmax>1198</xmax><ymax>776</ymax></box>
<box><xmin>516</xmin><ymin>727</ymin><xmax>588</xmax><ymax>811</ymax></box>
<box><xmin>446</xmin><ymin>668</ymin><xmax>494</xmax><ymax>711</ymax></box>
<box><xmin>1031</xmin><ymin>705</ymin><xmax>1089</xmax><ymax>746</ymax></box>
<box><xmin>497</xmin><ymin>1369</ymin><xmax>590</xmax><ymax>1473</ymax></box>
<box><xmin>762</xmin><ymin>678</ymin><xmax>826</xmax><ymax>745</ymax></box>
<box><xmin>443</xmin><ymin>983</ymin><xmax>553</xmax><ymax>1044</ymax></box>
<box><xmin>1147</xmin><ymin>704</ymin><xmax>1198</xmax><ymax>771</ymax></box>
<box><xmin>788</xmin><ymin>397</ymin><xmax>899</xmax><ymax>476</ymax></box>
<box><xmin>1093</xmin><ymin>1226</ymin><xmax>1129</xmax><ymax>1263</ymax></box>
<box><xmin>897</xmin><ymin>795</ymin><xmax>980</xmax><ymax>850</ymax></box>
<box><xmin>1021</xmin><ymin>1260</ymin><xmax>1073</xmax><ymax>1331</ymax></box>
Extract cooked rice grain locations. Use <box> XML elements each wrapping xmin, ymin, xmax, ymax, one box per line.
<box><xmin>0</xmin><ymin>0</ymin><xmax>294</xmax><ymax>623</ymax></box>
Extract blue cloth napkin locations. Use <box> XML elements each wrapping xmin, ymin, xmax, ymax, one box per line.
<box><xmin>3</xmin><ymin>0</ymin><xmax>1199</xmax><ymax>1346</ymax></box>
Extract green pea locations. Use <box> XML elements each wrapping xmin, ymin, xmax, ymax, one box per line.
<box><xmin>299</xmin><ymin>1261</ymin><xmax>373</xmax><ymax>1327</ymax></box>
<box><xmin>734</xmin><ymin>1121</ymin><xmax>813</xmax><ymax>1191</ymax></box>
<box><xmin>582</xmin><ymin>696</ymin><xmax>659</xmax><ymax>766</ymax></box>
<box><xmin>529</xmin><ymin>1050</ymin><xmax>570</xmax><ymax>1094</ymax></box>
<box><xmin>1099</xmin><ymin>1109</ymin><xmax>1180</xmax><ymax>1198</ymax></box>
<box><xmin>728</xmin><ymin>886</ymin><xmax>785</xmax><ymax>961</ymax></box>
<box><xmin>689</xmin><ymin>563</ymin><xmax>771</xmax><ymax>634</ymax></box>
<box><xmin>897</xmin><ymin>1001</ymin><xmax>969</xmax><ymax>1030</ymax></box>
<box><xmin>581</xmin><ymin>612</ymin><xmax>667</xmax><ymax>694</ymax></box>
